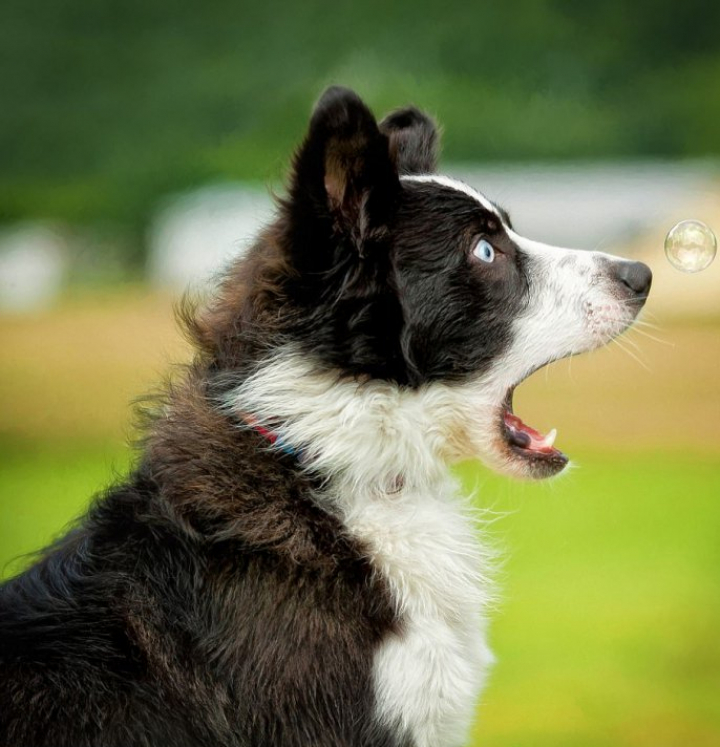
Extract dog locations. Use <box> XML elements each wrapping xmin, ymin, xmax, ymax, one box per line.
<box><xmin>0</xmin><ymin>87</ymin><xmax>651</xmax><ymax>747</ymax></box>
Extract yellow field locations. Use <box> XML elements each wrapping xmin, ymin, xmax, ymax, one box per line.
<box><xmin>1</xmin><ymin>286</ymin><xmax>719</xmax><ymax>747</ymax></box>
<box><xmin>1</xmin><ymin>285</ymin><xmax>718</xmax><ymax>454</ymax></box>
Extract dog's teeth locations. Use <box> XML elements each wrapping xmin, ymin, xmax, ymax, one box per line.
<box><xmin>543</xmin><ymin>428</ymin><xmax>557</xmax><ymax>448</ymax></box>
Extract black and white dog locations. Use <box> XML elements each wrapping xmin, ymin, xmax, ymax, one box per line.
<box><xmin>0</xmin><ymin>87</ymin><xmax>651</xmax><ymax>747</ymax></box>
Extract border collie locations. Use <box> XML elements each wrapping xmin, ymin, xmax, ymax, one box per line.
<box><xmin>0</xmin><ymin>87</ymin><xmax>651</xmax><ymax>747</ymax></box>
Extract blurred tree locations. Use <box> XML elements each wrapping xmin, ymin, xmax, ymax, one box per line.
<box><xmin>1</xmin><ymin>0</ymin><xmax>718</xmax><ymax>265</ymax></box>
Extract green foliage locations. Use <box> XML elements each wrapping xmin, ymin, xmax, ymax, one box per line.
<box><xmin>1</xmin><ymin>0</ymin><xmax>720</xmax><ymax>237</ymax></box>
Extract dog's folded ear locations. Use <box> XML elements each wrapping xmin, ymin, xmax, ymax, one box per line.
<box><xmin>379</xmin><ymin>106</ymin><xmax>439</xmax><ymax>175</ymax></box>
<box><xmin>289</xmin><ymin>86</ymin><xmax>399</xmax><ymax>255</ymax></box>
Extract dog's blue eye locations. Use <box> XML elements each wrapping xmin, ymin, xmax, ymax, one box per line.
<box><xmin>473</xmin><ymin>239</ymin><xmax>495</xmax><ymax>263</ymax></box>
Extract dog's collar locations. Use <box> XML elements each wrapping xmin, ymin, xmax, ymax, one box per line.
<box><xmin>241</xmin><ymin>413</ymin><xmax>298</xmax><ymax>457</ymax></box>
<box><xmin>240</xmin><ymin>413</ymin><xmax>405</xmax><ymax>494</ymax></box>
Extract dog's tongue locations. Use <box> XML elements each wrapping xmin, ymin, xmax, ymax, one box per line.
<box><xmin>504</xmin><ymin>412</ymin><xmax>558</xmax><ymax>453</ymax></box>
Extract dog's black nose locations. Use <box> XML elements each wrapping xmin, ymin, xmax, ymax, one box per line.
<box><xmin>613</xmin><ymin>260</ymin><xmax>652</xmax><ymax>297</ymax></box>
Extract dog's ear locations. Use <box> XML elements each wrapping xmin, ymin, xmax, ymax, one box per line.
<box><xmin>379</xmin><ymin>106</ymin><xmax>439</xmax><ymax>175</ymax></box>
<box><xmin>288</xmin><ymin>86</ymin><xmax>399</xmax><ymax>255</ymax></box>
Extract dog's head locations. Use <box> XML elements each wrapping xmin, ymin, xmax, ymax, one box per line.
<box><xmin>219</xmin><ymin>87</ymin><xmax>651</xmax><ymax>482</ymax></box>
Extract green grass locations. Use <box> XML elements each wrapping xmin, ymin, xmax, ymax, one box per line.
<box><xmin>1</xmin><ymin>441</ymin><xmax>718</xmax><ymax>745</ymax></box>
<box><xmin>0</xmin><ymin>439</ymin><xmax>132</xmax><ymax>578</ymax></box>
<box><xmin>456</xmin><ymin>452</ymin><xmax>720</xmax><ymax>746</ymax></box>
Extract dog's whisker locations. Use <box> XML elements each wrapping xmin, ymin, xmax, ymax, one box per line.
<box><xmin>604</xmin><ymin>318</ymin><xmax>673</xmax><ymax>347</ymax></box>
<box><xmin>626</xmin><ymin>327</ymin><xmax>673</xmax><ymax>347</ymax></box>
<box><xmin>632</xmin><ymin>319</ymin><xmax>664</xmax><ymax>332</ymax></box>
<box><xmin>615</xmin><ymin>294</ymin><xmax>651</xmax><ymax>304</ymax></box>
<box><xmin>610</xmin><ymin>335</ymin><xmax>652</xmax><ymax>371</ymax></box>
<box><xmin>565</xmin><ymin>353</ymin><xmax>576</xmax><ymax>385</ymax></box>
<box><xmin>619</xmin><ymin>333</ymin><xmax>645</xmax><ymax>355</ymax></box>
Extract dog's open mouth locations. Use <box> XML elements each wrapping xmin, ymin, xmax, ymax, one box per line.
<box><xmin>499</xmin><ymin>383</ymin><xmax>569</xmax><ymax>478</ymax></box>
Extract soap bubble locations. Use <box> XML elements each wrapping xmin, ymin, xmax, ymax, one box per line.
<box><xmin>664</xmin><ymin>219</ymin><xmax>716</xmax><ymax>273</ymax></box>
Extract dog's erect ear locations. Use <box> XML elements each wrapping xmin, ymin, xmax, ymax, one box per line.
<box><xmin>379</xmin><ymin>106</ymin><xmax>439</xmax><ymax>175</ymax></box>
<box><xmin>289</xmin><ymin>87</ymin><xmax>399</xmax><ymax>253</ymax></box>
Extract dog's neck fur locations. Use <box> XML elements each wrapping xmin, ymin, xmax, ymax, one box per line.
<box><xmin>225</xmin><ymin>346</ymin><xmax>493</xmax><ymax>495</ymax></box>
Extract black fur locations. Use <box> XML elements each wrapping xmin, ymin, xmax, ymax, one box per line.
<box><xmin>0</xmin><ymin>87</ymin><xmax>523</xmax><ymax>746</ymax></box>
<box><xmin>380</xmin><ymin>106</ymin><xmax>439</xmax><ymax>175</ymax></box>
<box><xmin>0</xmin><ymin>394</ymin><xmax>403</xmax><ymax>747</ymax></box>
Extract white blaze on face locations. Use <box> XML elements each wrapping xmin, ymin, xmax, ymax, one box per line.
<box><xmin>457</xmin><ymin>225</ymin><xmax>638</xmax><ymax>407</ymax></box>
<box><xmin>505</xmin><ymin>229</ymin><xmax>637</xmax><ymax>380</ymax></box>
<box><xmin>399</xmin><ymin>174</ymin><xmax>501</xmax><ymax>214</ymax></box>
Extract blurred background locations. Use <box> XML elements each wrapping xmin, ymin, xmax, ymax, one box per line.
<box><xmin>1</xmin><ymin>1</ymin><xmax>719</xmax><ymax>745</ymax></box>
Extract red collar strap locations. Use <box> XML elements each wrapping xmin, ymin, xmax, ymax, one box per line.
<box><xmin>242</xmin><ymin>413</ymin><xmax>297</xmax><ymax>457</ymax></box>
<box><xmin>241</xmin><ymin>413</ymin><xmax>404</xmax><ymax>493</ymax></box>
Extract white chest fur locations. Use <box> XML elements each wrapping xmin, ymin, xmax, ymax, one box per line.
<box><xmin>333</xmin><ymin>475</ymin><xmax>494</xmax><ymax>747</ymax></box>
